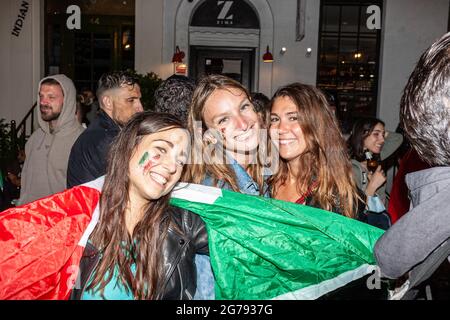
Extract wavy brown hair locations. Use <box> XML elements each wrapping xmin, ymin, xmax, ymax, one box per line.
<box><xmin>268</xmin><ymin>83</ymin><xmax>359</xmax><ymax>218</ymax></box>
<box><xmin>87</xmin><ymin>111</ymin><xmax>185</xmax><ymax>299</ymax></box>
<box><xmin>184</xmin><ymin>74</ymin><xmax>266</xmax><ymax>193</ymax></box>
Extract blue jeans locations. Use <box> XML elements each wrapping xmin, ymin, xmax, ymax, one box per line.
<box><xmin>194</xmin><ymin>254</ymin><xmax>215</xmax><ymax>299</ymax></box>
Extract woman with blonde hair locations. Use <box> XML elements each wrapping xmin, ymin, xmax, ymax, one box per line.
<box><xmin>269</xmin><ymin>83</ymin><xmax>363</xmax><ymax>218</ymax></box>
<box><xmin>185</xmin><ymin>74</ymin><xmax>271</xmax><ymax>299</ymax></box>
<box><xmin>186</xmin><ymin>74</ymin><xmax>270</xmax><ymax>195</ymax></box>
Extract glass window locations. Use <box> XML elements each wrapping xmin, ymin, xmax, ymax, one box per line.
<box><xmin>360</xmin><ymin>5</ymin><xmax>378</xmax><ymax>33</ymax></box>
<box><xmin>45</xmin><ymin>0</ymin><xmax>135</xmax><ymax>92</ymax></box>
<box><xmin>317</xmin><ymin>0</ymin><xmax>382</xmax><ymax>134</ymax></box>
<box><xmin>341</xmin><ymin>6</ymin><xmax>359</xmax><ymax>34</ymax></box>
<box><xmin>322</xmin><ymin>5</ymin><xmax>340</xmax><ymax>32</ymax></box>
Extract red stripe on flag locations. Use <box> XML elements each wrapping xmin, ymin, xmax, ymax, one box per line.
<box><xmin>0</xmin><ymin>185</ymin><xmax>101</xmax><ymax>300</ymax></box>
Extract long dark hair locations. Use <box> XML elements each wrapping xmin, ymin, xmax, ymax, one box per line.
<box><xmin>268</xmin><ymin>83</ymin><xmax>359</xmax><ymax>218</ymax></box>
<box><xmin>348</xmin><ymin>117</ymin><xmax>385</xmax><ymax>161</ymax></box>
<box><xmin>88</xmin><ymin>111</ymin><xmax>185</xmax><ymax>300</ymax></box>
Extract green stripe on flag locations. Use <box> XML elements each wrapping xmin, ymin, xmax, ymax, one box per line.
<box><xmin>170</xmin><ymin>184</ymin><xmax>384</xmax><ymax>300</ymax></box>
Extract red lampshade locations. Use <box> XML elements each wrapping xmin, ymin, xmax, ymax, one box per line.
<box><xmin>172</xmin><ymin>46</ymin><xmax>185</xmax><ymax>63</ymax></box>
<box><xmin>263</xmin><ymin>45</ymin><xmax>274</xmax><ymax>63</ymax></box>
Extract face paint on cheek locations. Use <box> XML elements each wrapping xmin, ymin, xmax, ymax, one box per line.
<box><xmin>142</xmin><ymin>153</ymin><xmax>161</xmax><ymax>174</ymax></box>
<box><xmin>138</xmin><ymin>152</ymin><xmax>149</xmax><ymax>167</ymax></box>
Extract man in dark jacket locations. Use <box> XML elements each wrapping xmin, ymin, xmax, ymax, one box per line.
<box><xmin>67</xmin><ymin>71</ymin><xmax>143</xmax><ymax>188</ymax></box>
<box><xmin>374</xmin><ymin>32</ymin><xmax>450</xmax><ymax>300</ymax></box>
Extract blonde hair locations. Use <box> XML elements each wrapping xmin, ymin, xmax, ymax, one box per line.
<box><xmin>183</xmin><ymin>74</ymin><xmax>266</xmax><ymax>194</ymax></box>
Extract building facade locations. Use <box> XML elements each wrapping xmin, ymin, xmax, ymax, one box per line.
<box><xmin>1</xmin><ymin>0</ymin><xmax>449</xmax><ymax>131</ymax></box>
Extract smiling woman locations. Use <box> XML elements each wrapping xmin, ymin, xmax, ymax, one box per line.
<box><xmin>348</xmin><ymin>117</ymin><xmax>403</xmax><ymax>209</ymax></box>
<box><xmin>186</xmin><ymin>74</ymin><xmax>268</xmax><ymax>195</ymax></box>
<box><xmin>268</xmin><ymin>83</ymin><xmax>362</xmax><ymax>219</ymax></box>
<box><xmin>184</xmin><ymin>74</ymin><xmax>270</xmax><ymax>300</ymax></box>
<box><xmin>0</xmin><ymin>111</ymin><xmax>208</xmax><ymax>300</ymax></box>
<box><xmin>69</xmin><ymin>111</ymin><xmax>208</xmax><ymax>300</ymax></box>
<box><xmin>127</xmin><ymin>125</ymin><xmax>189</xmax><ymax>212</ymax></box>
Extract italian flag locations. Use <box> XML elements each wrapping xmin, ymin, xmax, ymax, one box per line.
<box><xmin>0</xmin><ymin>178</ymin><xmax>103</xmax><ymax>300</ymax></box>
<box><xmin>170</xmin><ymin>183</ymin><xmax>384</xmax><ymax>300</ymax></box>
<box><xmin>0</xmin><ymin>179</ymin><xmax>383</xmax><ymax>300</ymax></box>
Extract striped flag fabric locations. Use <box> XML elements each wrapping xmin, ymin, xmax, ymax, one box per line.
<box><xmin>0</xmin><ymin>178</ymin><xmax>103</xmax><ymax>300</ymax></box>
<box><xmin>170</xmin><ymin>183</ymin><xmax>384</xmax><ymax>300</ymax></box>
<box><xmin>0</xmin><ymin>179</ymin><xmax>383</xmax><ymax>300</ymax></box>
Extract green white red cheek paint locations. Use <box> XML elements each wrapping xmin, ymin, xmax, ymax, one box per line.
<box><xmin>139</xmin><ymin>152</ymin><xmax>149</xmax><ymax>167</ymax></box>
<box><xmin>139</xmin><ymin>151</ymin><xmax>159</xmax><ymax>174</ymax></box>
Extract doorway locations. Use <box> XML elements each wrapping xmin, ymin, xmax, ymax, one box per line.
<box><xmin>190</xmin><ymin>46</ymin><xmax>255</xmax><ymax>90</ymax></box>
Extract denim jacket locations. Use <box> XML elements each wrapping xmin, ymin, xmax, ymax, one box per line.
<box><xmin>202</xmin><ymin>158</ymin><xmax>270</xmax><ymax>197</ymax></box>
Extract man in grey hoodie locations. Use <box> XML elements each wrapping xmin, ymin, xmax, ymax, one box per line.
<box><xmin>18</xmin><ymin>75</ymin><xmax>85</xmax><ymax>205</ymax></box>
<box><xmin>374</xmin><ymin>32</ymin><xmax>450</xmax><ymax>299</ymax></box>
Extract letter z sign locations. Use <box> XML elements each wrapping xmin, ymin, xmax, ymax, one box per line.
<box><xmin>217</xmin><ymin>1</ymin><xmax>233</xmax><ymax>25</ymax></box>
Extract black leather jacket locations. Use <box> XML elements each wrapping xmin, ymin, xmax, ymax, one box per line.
<box><xmin>70</xmin><ymin>206</ymin><xmax>209</xmax><ymax>300</ymax></box>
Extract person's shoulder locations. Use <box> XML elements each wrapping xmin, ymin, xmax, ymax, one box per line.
<box><xmin>168</xmin><ymin>206</ymin><xmax>192</xmax><ymax>221</ymax></box>
<box><xmin>25</xmin><ymin>128</ymin><xmax>45</xmax><ymax>148</ymax></box>
<box><xmin>76</xmin><ymin>124</ymin><xmax>86</xmax><ymax>135</ymax></box>
<box><xmin>74</xmin><ymin>122</ymin><xmax>115</xmax><ymax>146</ymax></box>
<box><xmin>28</xmin><ymin>127</ymin><xmax>45</xmax><ymax>139</ymax></box>
<box><xmin>168</xmin><ymin>206</ymin><xmax>204</xmax><ymax>232</ymax></box>
<box><xmin>351</xmin><ymin>159</ymin><xmax>363</xmax><ymax>172</ymax></box>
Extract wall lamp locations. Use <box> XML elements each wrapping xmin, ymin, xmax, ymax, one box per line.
<box><xmin>262</xmin><ymin>45</ymin><xmax>274</xmax><ymax>63</ymax></box>
<box><xmin>172</xmin><ymin>46</ymin><xmax>185</xmax><ymax>63</ymax></box>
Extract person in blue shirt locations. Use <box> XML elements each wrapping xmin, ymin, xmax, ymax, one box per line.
<box><xmin>184</xmin><ymin>74</ymin><xmax>272</xmax><ymax>299</ymax></box>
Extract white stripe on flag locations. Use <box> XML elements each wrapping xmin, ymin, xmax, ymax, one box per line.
<box><xmin>77</xmin><ymin>176</ymin><xmax>104</xmax><ymax>247</ymax></box>
<box><xmin>81</xmin><ymin>176</ymin><xmax>105</xmax><ymax>192</ymax></box>
<box><xmin>272</xmin><ymin>264</ymin><xmax>377</xmax><ymax>300</ymax></box>
<box><xmin>172</xmin><ymin>183</ymin><xmax>222</xmax><ymax>204</ymax></box>
<box><xmin>78</xmin><ymin>202</ymin><xmax>100</xmax><ymax>247</ymax></box>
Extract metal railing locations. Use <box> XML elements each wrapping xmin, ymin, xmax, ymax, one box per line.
<box><xmin>10</xmin><ymin>102</ymin><xmax>36</xmax><ymax>151</ymax></box>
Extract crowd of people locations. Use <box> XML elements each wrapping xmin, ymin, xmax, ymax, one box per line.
<box><xmin>1</xmin><ymin>31</ymin><xmax>450</xmax><ymax>300</ymax></box>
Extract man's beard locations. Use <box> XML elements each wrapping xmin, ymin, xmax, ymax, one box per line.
<box><xmin>40</xmin><ymin>105</ymin><xmax>61</xmax><ymax>122</ymax></box>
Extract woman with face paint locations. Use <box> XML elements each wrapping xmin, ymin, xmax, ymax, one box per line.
<box><xmin>184</xmin><ymin>74</ymin><xmax>271</xmax><ymax>300</ymax></box>
<box><xmin>268</xmin><ymin>83</ymin><xmax>363</xmax><ymax>219</ymax></box>
<box><xmin>70</xmin><ymin>111</ymin><xmax>208</xmax><ymax>300</ymax></box>
<box><xmin>186</xmin><ymin>74</ymin><xmax>269</xmax><ymax>196</ymax></box>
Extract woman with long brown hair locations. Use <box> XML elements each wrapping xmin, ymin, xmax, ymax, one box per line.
<box><xmin>269</xmin><ymin>83</ymin><xmax>362</xmax><ymax>218</ymax></box>
<box><xmin>71</xmin><ymin>111</ymin><xmax>208</xmax><ymax>300</ymax></box>
<box><xmin>184</xmin><ymin>74</ymin><xmax>271</xmax><ymax>300</ymax></box>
